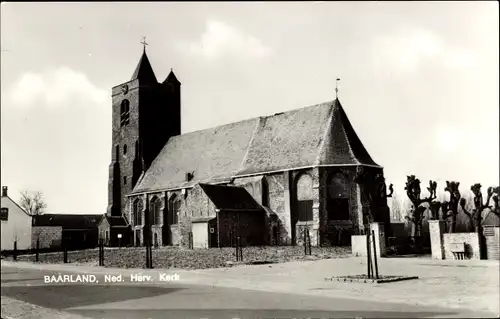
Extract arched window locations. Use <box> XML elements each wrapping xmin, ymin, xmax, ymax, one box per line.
<box><xmin>150</xmin><ymin>196</ymin><xmax>162</xmax><ymax>225</ymax></box>
<box><xmin>133</xmin><ymin>198</ymin><xmax>143</xmax><ymax>226</ymax></box>
<box><xmin>123</xmin><ymin>144</ymin><xmax>127</xmax><ymax>155</ymax></box>
<box><xmin>120</xmin><ymin>100</ymin><xmax>130</xmax><ymax>126</ymax></box>
<box><xmin>296</xmin><ymin>173</ymin><xmax>314</xmax><ymax>221</ymax></box>
<box><xmin>168</xmin><ymin>194</ymin><xmax>180</xmax><ymax>225</ymax></box>
<box><xmin>327</xmin><ymin>173</ymin><xmax>350</xmax><ymax>221</ymax></box>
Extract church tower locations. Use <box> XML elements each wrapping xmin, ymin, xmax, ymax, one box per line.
<box><xmin>107</xmin><ymin>42</ymin><xmax>181</xmax><ymax>217</ymax></box>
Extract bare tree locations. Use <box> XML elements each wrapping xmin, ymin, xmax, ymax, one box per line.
<box><xmin>404</xmin><ymin>176</ymin><xmax>437</xmax><ymax>237</ymax></box>
<box><xmin>459</xmin><ymin>191</ymin><xmax>477</xmax><ymax>232</ymax></box>
<box><xmin>443</xmin><ymin>181</ymin><xmax>461</xmax><ymax>233</ymax></box>
<box><xmin>19</xmin><ymin>189</ymin><xmax>47</xmax><ymax>216</ymax></box>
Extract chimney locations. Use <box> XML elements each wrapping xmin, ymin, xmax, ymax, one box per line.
<box><xmin>2</xmin><ymin>186</ymin><xmax>7</xmax><ymax>197</ymax></box>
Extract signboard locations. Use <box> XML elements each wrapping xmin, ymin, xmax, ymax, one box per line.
<box><xmin>117</xmin><ymin>234</ymin><xmax>122</xmax><ymax>239</ymax></box>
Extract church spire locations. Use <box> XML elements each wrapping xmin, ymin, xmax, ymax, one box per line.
<box><xmin>130</xmin><ymin>38</ymin><xmax>157</xmax><ymax>83</ymax></box>
<box><xmin>141</xmin><ymin>36</ymin><xmax>148</xmax><ymax>53</ymax></box>
<box><xmin>163</xmin><ymin>68</ymin><xmax>181</xmax><ymax>85</ymax></box>
<box><xmin>335</xmin><ymin>78</ymin><xmax>340</xmax><ymax>100</ymax></box>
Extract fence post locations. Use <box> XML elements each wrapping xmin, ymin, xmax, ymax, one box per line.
<box><xmin>63</xmin><ymin>239</ymin><xmax>68</xmax><ymax>264</ymax></box>
<box><xmin>98</xmin><ymin>238</ymin><xmax>104</xmax><ymax>266</ymax></box>
<box><xmin>188</xmin><ymin>232</ymin><xmax>193</xmax><ymax>249</ymax></box>
<box><xmin>317</xmin><ymin>229</ymin><xmax>320</xmax><ymax>248</ymax></box>
<box><xmin>235</xmin><ymin>234</ymin><xmax>240</xmax><ymax>261</ymax></box>
<box><xmin>13</xmin><ymin>241</ymin><xmax>17</xmax><ymax>261</ymax></box>
<box><xmin>36</xmin><ymin>238</ymin><xmax>39</xmax><ymax>262</ymax></box>
<box><xmin>276</xmin><ymin>230</ymin><xmax>279</xmax><ymax>246</ymax></box>
<box><xmin>307</xmin><ymin>228</ymin><xmax>312</xmax><ymax>255</ymax></box>
<box><xmin>371</xmin><ymin>230</ymin><xmax>379</xmax><ymax>279</ymax></box>
<box><xmin>366</xmin><ymin>230</ymin><xmax>371</xmax><ymax>278</ymax></box>
<box><xmin>238</xmin><ymin>236</ymin><xmax>243</xmax><ymax>262</ymax></box>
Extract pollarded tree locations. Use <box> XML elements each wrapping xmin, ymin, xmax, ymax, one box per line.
<box><xmin>404</xmin><ymin>175</ymin><xmax>438</xmax><ymax>238</ymax></box>
<box><xmin>491</xmin><ymin>187</ymin><xmax>500</xmax><ymax>217</ymax></box>
<box><xmin>443</xmin><ymin>181</ymin><xmax>461</xmax><ymax>233</ymax></box>
<box><xmin>470</xmin><ymin>184</ymin><xmax>495</xmax><ymax>231</ymax></box>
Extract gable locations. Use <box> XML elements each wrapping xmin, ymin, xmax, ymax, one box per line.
<box><xmin>0</xmin><ymin>196</ymin><xmax>30</xmax><ymax>221</ymax></box>
<box><xmin>317</xmin><ymin>100</ymin><xmax>380</xmax><ymax>166</ymax></box>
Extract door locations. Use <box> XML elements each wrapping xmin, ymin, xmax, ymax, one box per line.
<box><xmin>192</xmin><ymin>222</ymin><xmax>209</xmax><ymax>248</ymax></box>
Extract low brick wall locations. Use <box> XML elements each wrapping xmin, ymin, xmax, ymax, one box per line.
<box><xmin>32</xmin><ymin>226</ymin><xmax>62</xmax><ymax>249</ymax></box>
<box><xmin>443</xmin><ymin>232</ymin><xmax>480</xmax><ymax>260</ymax></box>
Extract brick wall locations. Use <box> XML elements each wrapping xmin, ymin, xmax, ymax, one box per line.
<box><xmin>443</xmin><ymin>232</ymin><xmax>480</xmax><ymax>260</ymax></box>
<box><xmin>32</xmin><ymin>226</ymin><xmax>62</xmax><ymax>249</ymax></box>
<box><xmin>177</xmin><ymin>185</ymin><xmax>217</xmax><ymax>247</ymax></box>
<box><xmin>266</xmin><ymin>173</ymin><xmax>290</xmax><ymax>244</ymax></box>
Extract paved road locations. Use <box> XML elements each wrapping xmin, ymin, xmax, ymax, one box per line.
<box><xmin>1</xmin><ymin>265</ymin><xmax>490</xmax><ymax>319</ymax></box>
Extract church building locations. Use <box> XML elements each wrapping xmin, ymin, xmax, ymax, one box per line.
<box><xmin>105</xmin><ymin>47</ymin><xmax>390</xmax><ymax>248</ymax></box>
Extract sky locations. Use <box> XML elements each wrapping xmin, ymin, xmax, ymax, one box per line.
<box><xmin>1</xmin><ymin>2</ymin><xmax>498</xmax><ymax>214</ymax></box>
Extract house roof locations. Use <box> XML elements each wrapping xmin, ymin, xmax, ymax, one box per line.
<box><xmin>103</xmin><ymin>215</ymin><xmax>129</xmax><ymax>227</ymax></box>
<box><xmin>1</xmin><ymin>195</ymin><xmax>31</xmax><ymax>217</ymax></box>
<box><xmin>199</xmin><ymin>184</ymin><xmax>263</xmax><ymax>211</ymax></box>
<box><xmin>131</xmin><ymin>99</ymin><xmax>380</xmax><ymax>194</ymax></box>
<box><xmin>33</xmin><ymin>214</ymin><xmax>103</xmax><ymax>229</ymax></box>
<box><xmin>130</xmin><ymin>51</ymin><xmax>157</xmax><ymax>83</ymax></box>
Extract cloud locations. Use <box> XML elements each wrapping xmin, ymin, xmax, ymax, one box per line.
<box><xmin>177</xmin><ymin>20</ymin><xmax>272</xmax><ymax>60</ymax></box>
<box><xmin>7</xmin><ymin>67</ymin><xmax>108</xmax><ymax>108</ymax></box>
<box><xmin>372</xmin><ymin>29</ymin><xmax>477</xmax><ymax>72</ymax></box>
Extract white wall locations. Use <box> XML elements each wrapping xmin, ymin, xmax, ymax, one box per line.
<box><xmin>1</xmin><ymin>196</ymin><xmax>32</xmax><ymax>250</ymax></box>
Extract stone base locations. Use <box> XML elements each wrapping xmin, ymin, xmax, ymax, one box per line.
<box><xmin>325</xmin><ymin>274</ymin><xmax>419</xmax><ymax>284</ymax></box>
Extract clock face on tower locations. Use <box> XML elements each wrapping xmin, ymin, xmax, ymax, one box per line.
<box><xmin>121</xmin><ymin>84</ymin><xmax>128</xmax><ymax>95</ymax></box>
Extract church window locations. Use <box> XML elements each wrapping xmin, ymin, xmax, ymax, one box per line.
<box><xmin>123</xmin><ymin>176</ymin><xmax>127</xmax><ymax>185</ymax></box>
<box><xmin>133</xmin><ymin>198</ymin><xmax>143</xmax><ymax>226</ymax></box>
<box><xmin>168</xmin><ymin>194</ymin><xmax>180</xmax><ymax>225</ymax></box>
<box><xmin>123</xmin><ymin>144</ymin><xmax>127</xmax><ymax>155</ymax></box>
<box><xmin>150</xmin><ymin>196</ymin><xmax>162</xmax><ymax>225</ymax></box>
<box><xmin>296</xmin><ymin>173</ymin><xmax>314</xmax><ymax>222</ymax></box>
<box><xmin>327</xmin><ymin>173</ymin><xmax>350</xmax><ymax>221</ymax></box>
<box><xmin>120</xmin><ymin>100</ymin><xmax>130</xmax><ymax>126</ymax></box>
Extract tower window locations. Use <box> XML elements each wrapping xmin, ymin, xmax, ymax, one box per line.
<box><xmin>123</xmin><ymin>176</ymin><xmax>127</xmax><ymax>185</ymax></box>
<box><xmin>123</xmin><ymin>144</ymin><xmax>127</xmax><ymax>155</ymax></box>
<box><xmin>120</xmin><ymin>100</ymin><xmax>130</xmax><ymax>126</ymax></box>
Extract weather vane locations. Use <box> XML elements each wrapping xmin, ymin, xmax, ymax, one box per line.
<box><xmin>140</xmin><ymin>36</ymin><xmax>148</xmax><ymax>51</ymax></box>
<box><xmin>335</xmin><ymin>78</ymin><xmax>341</xmax><ymax>99</ymax></box>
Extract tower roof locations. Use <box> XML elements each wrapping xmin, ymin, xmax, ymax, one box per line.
<box><xmin>131</xmin><ymin>51</ymin><xmax>157</xmax><ymax>83</ymax></box>
<box><xmin>163</xmin><ymin>69</ymin><xmax>180</xmax><ymax>85</ymax></box>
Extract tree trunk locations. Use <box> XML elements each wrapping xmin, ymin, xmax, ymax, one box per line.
<box><xmin>450</xmin><ymin>213</ymin><xmax>456</xmax><ymax>233</ymax></box>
